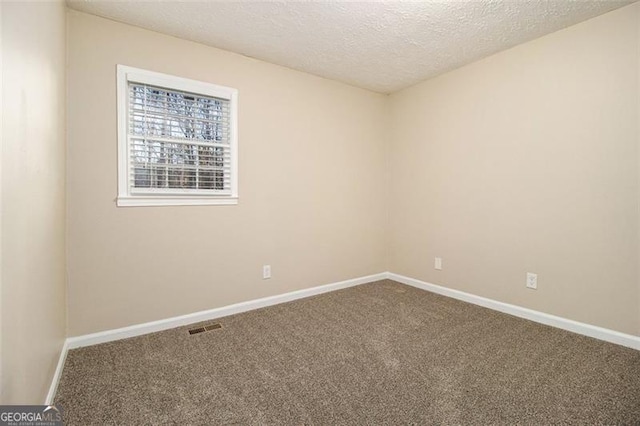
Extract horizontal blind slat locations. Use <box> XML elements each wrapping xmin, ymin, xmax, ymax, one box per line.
<box><xmin>129</xmin><ymin>110</ymin><xmax>231</xmax><ymax>125</ymax></box>
<box><xmin>130</xmin><ymin>136</ymin><xmax>231</xmax><ymax>148</ymax></box>
<box><xmin>129</xmin><ymin>165</ymin><xmax>231</xmax><ymax>173</ymax></box>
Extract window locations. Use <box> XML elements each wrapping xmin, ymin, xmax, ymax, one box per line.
<box><xmin>116</xmin><ymin>65</ymin><xmax>238</xmax><ymax>206</ymax></box>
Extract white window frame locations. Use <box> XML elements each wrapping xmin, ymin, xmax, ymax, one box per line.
<box><xmin>116</xmin><ymin>65</ymin><xmax>238</xmax><ymax>207</ymax></box>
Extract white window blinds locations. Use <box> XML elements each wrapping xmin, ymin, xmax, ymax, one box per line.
<box><xmin>128</xmin><ymin>83</ymin><xmax>232</xmax><ymax>193</ymax></box>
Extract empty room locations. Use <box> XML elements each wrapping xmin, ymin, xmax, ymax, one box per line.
<box><xmin>2</xmin><ymin>0</ymin><xmax>640</xmax><ymax>424</ymax></box>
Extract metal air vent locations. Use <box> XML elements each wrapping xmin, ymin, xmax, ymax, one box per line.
<box><xmin>188</xmin><ymin>323</ymin><xmax>222</xmax><ymax>335</ymax></box>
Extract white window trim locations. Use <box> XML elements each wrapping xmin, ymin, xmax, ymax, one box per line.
<box><xmin>116</xmin><ymin>65</ymin><xmax>238</xmax><ymax>207</ymax></box>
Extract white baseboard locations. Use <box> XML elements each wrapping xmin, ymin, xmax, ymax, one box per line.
<box><xmin>48</xmin><ymin>270</ymin><xmax>640</xmax><ymax>403</ymax></box>
<box><xmin>45</xmin><ymin>339</ymin><xmax>69</xmax><ymax>404</ymax></box>
<box><xmin>388</xmin><ymin>272</ymin><xmax>640</xmax><ymax>351</ymax></box>
<box><xmin>46</xmin><ymin>272</ymin><xmax>387</xmax><ymax>403</ymax></box>
<box><xmin>66</xmin><ymin>272</ymin><xmax>388</xmax><ymax>350</ymax></box>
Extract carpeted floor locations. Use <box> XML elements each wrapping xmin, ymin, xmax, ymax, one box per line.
<box><xmin>55</xmin><ymin>280</ymin><xmax>640</xmax><ymax>425</ymax></box>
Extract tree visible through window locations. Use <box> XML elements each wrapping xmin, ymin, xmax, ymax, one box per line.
<box><xmin>117</xmin><ymin>66</ymin><xmax>238</xmax><ymax>206</ymax></box>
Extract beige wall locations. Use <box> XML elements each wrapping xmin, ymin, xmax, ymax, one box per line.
<box><xmin>1</xmin><ymin>1</ymin><xmax>67</xmax><ymax>403</ymax></box>
<box><xmin>66</xmin><ymin>11</ymin><xmax>388</xmax><ymax>336</ymax></box>
<box><xmin>389</xmin><ymin>4</ymin><xmax>640</xmax><ymax>335</ymax></box>
<box><xmin>68</xmin><ymin>5</ymin><xmax>640</xmax><ymax>338</ymax></box>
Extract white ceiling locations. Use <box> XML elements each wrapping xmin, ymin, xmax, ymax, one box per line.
<box><xmin>67</xmin><ymin>0</ymin><xmax>634</xmax><ymax>94</ymax></box>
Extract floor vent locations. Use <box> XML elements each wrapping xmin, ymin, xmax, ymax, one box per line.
<box><xmin>188</xmin><ymin>323</ymin><xmax>222</xmax><ymax>335</ymax></box>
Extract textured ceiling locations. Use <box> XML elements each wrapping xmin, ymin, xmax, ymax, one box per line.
<box><xmin>67</xmin><ymin>0</ymin><xmax>634</xmax><ymax>94</ymax></box>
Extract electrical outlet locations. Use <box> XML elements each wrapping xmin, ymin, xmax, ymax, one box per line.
<box><xmin>263</xmin><ymin>265</ymin><xmax>271</xmax><ymax>280</ymax></box>
<box><xmin>434</xmin><ymin>257</ymin><xmax>442</xmax><ymax>270</ymax></box>
<box><xmin>526</xmin><ymin>272</ymin><xmax>537</xmax><ymax>289</ymax></box>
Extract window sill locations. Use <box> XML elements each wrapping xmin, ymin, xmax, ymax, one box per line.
<box><xmin>117</xmin><ymin>196</ymin><xmax>238</xmax><ymax>207</ymax></box>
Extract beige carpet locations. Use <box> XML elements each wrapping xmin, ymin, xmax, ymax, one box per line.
<box><xmin>55</xmin><ymin>280</ymin><xmax>640</xmax><ymax>425</ymax></box>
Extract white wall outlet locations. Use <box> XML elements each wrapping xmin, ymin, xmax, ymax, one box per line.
<box><xmin>434</xmin><ymin>257</ymin><xmax>442</xmax><ymax>270</ymax></box>
<box><xmin>526</xmin><ymin>272</ymin><xmax>537</xmax><ymax>289</ymax></box>
<box><xmin>263</xmin><ymin>265</ymin><xmax>271</xmax><ymax>280</ymax></box>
